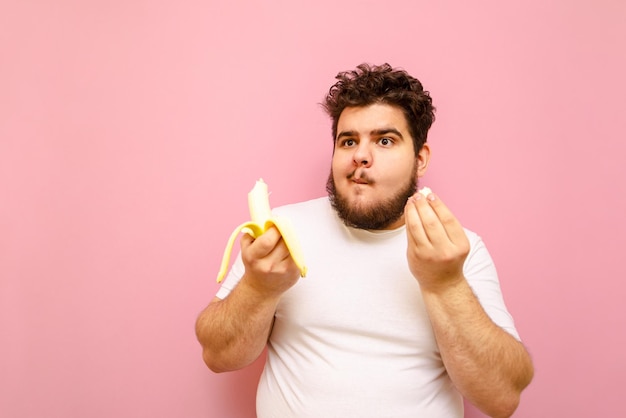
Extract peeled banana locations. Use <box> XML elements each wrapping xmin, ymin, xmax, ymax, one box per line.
<box><xmin>216</xmin><ymin>179</ymin><xmax>307</xmax><ymax>283</ymax></box>
<box><xmin>418</xmin><ymin>187</ymin><xmax>432</xmax><ymax>197</ymax></box>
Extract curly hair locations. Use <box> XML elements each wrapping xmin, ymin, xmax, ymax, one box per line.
<box><xmin>322</xmin><ymin>63</ymin><xmax>436</xmax><ymax>154</ymax></box>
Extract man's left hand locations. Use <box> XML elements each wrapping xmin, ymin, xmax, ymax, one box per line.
<box><xmin>404</xmin><ymin>190</ymin><xmax>470</xmax><ymax>292</ymax></box>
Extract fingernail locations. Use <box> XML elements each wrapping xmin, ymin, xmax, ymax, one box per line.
<box><xmin>427</xmin><ymin>193</ymin><xmax>435</xmax><ymax>201</ymax></box>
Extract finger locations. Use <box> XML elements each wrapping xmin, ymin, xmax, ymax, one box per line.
<box><xmin>259</xmin><ymin>226</ymin><xmax>295</xmax><ymax>261</ymax></box>
<box><xmin>404</xmin><ymin>194</ymin><xmax>430</xmax><ymax>248</ymax></box>
<box><xmin>413</xmin><ymin>192</ymin><xmax>449</xmax><ymax>246</ymax></box>
<box><xmin>240</xmin><ymin>231</ymin><xmax>255</xmax><ymax>250</ymax></box>
<box><xmin>244</xmin><ymin>226</ymin><xmax>282</xmax><ymax>259</ymax></box>
<box><xmin>269</xmin><ymin>233</ymin><xmax>292</xmax><ymax>262</ymax></box>
<box><xmin>425</xmin><ymin>193</ymin><xmax>467</xmax><ymax>245</ymax></box>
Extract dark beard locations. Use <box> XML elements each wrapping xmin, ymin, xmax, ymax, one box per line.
<box><xmin>326</xmin><ymin>165</ymin><xmax>418</xmax><ymax>230</ymax></box>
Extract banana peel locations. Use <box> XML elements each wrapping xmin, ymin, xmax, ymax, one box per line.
<box><xmin>216</xmin><ymin>179</ymin><xmax>307</xmax><ymax>283</ymax></box>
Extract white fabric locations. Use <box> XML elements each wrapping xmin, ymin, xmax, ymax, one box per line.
<box><xmin>216</xmin><ymin>197</ymin><xmax>520</xmax><ymax>418</ymax></box>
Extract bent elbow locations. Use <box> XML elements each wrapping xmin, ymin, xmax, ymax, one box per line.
<box><xmin>201</xmin><ymin>346</ymin><xmax>255</xmax><ymax>374</ymax></box>
<box><xmin>489</xmin><ymin>395</ymin><xmax>521</xmax><ymax>418</ymax></box>
<box><xmin>201</xmin><ymin>348</ymin><xmax>233</xmax><ymax>373</ymax></box>
<box><xmin>488</xmin><ymin>347</ymin><xmax>534</xmax><ymax>417</ymax></box>
<box><xmin>479</xmin><ymin>377</ymin><xmax>532</xmax><ymax>418</ymax></box>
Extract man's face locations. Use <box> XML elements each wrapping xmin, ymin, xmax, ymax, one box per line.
<box><xmin>327</xmin><ymin>103</ymin><xmax>430</xmax><ymax>230</ymax></box>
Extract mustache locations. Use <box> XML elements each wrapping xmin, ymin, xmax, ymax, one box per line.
<box><xmin>348</xmin><ymin>169</ymin><xmax>373</xmax><ymax>184</ymax></box>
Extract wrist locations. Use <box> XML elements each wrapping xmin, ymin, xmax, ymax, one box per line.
<box><xmin>240</xmin><ymin>273</ymin><xmax>284</xmax><ymax>304</ymax></box>
<box><xmin>419</xmin><ymin>274</ymin><xmax>467</xmax><ymax>298</ymax></box>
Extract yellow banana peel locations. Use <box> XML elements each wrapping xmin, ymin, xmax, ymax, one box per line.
<box><xmin>216</xmin><ymin>179</ymin><xmax>307</xmax><ymax>283</ymax></box>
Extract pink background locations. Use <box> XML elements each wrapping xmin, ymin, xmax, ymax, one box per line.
<box><xmin>2</xmin><ymin>1</ymin><xmax>625</xmax><ymax>417</ymax></box>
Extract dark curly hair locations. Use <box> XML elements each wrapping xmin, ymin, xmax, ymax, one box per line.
<box><xmin>322</xmin><ymin>63</ymin><xmax>436</xmax><ymax>154</ymax></box>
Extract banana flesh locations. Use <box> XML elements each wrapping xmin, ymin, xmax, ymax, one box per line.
<box><xmin>418</xmin><ymin>187</ymin><xmax>432</xmax><ymax>197</ymax></box>
<box><xmin>216</xmin><ymin>179</ymin><xmax>308</xmax><ymax>283</ymax></box>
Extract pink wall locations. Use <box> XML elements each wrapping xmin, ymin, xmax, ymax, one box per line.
<box><xmin>2</xmin><ymin>1</ymin><xmax>625</xmax><ymax>417</ymax></box>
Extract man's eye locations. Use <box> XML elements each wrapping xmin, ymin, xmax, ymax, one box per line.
<box><xmin>379</xmin><ymin>137</ymin><xmax>393</xmax><ymax>146</ymax></box>
<box><xmin>343</xmin><ymin>139</ymin><xmax>356</xmax><ymax>147</ymax></box>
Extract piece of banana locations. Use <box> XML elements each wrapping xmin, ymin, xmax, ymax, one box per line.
<box><xmin>418</xmin><ymin>187</ymin><xmax>432</xmax><ymax>197</ymax></box>
<box><xmin>216</xmin><ymin>179</ymin><xmax>308</xmax><ymax>283</ymax></box>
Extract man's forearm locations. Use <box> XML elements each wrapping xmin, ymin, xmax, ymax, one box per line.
<box><xmin>195</xmin><ymin>276</ymin><xmax>279</xmax><ymax>373</ymax></box>
<box><xmin>421</xmin><ymin>279</ymin><xmax>534</xmax><ymax>418</ymax></box>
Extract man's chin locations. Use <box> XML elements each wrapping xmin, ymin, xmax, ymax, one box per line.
<box><xmin>327</xmin><ymin>172</ymin><xmax>413</xmax><ymax>230</ymax></box>
<box><xmin>344</xmin><ymin>191</ymin><xmax>369</xmax><ymax>204</ymax></box>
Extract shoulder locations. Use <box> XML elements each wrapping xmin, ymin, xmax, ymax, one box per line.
<box><xmin>272</xmin><ymin>196</ymin><xmax>331</xmax><ymax>217</ymax></box>
<box><xmin>462</xmin><ymin>227</ymin><xmax>495</xmax><ymax>271</ymax></box>
<box><xmin>271</xmin><ymin>196</ymin><xmax>342</xmax><ymax>241</ymax></box>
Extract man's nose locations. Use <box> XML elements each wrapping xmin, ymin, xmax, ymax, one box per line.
<box><xmin>353</xmin><ymin>143</ymin><xmax>372</xmax><ymax>167</ymax></box>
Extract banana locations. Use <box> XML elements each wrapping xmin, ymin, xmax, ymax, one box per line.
<box><xmin>216</xmin><ymin>179</ymin><xmax>308</xmax><ymax>283</ymax></box>
<box><xmin>418</xmin><ymin>187</ymin><xmax>432</xmax><ymax>197</ymax></box>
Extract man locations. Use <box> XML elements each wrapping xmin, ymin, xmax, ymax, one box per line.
<box><xmin>196</xmin><ymin>63</ymin><xmax>534</xmax><ymax>417</ymax></box>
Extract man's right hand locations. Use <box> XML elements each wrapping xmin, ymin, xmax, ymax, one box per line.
<box><xmin>240</xmin><ymin>225</ymin><xmax>301</xmax><ymax>297</ymax></box>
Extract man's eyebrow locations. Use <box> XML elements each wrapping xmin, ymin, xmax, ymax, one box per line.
<box><xmin>336</xmin><ymin>130</ymin><xmax>358</xmax><ymax>140</ymax></box>
<box><xmin>336</xmin><ymin>128</ymin><xmax>404</xmax><ymax>141</ymax></box>
<box><xmin>372</xmin><ymin>128</ymin><xmax>404</xmax><ymax>139</ymax></box>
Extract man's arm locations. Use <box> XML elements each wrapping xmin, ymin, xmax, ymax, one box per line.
<box><xmin>195</xmin><ymin>227</ymin><xmax>300</xmax><ymax>373</ymax></box>
<box><xmin>421</xmin><ymin>280</ymin><xmax>533</xmax><ymax>418</ymax></box>
<box><xmin>404</xmin><ymin>192</ymin><xmax>534</xmax><ymax>418</ymax></box>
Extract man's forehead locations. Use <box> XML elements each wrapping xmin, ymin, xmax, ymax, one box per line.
<box><xmin>337</xmin><ymin>104</ymin><xmax>410</xmax><ymax>135</ymax></box>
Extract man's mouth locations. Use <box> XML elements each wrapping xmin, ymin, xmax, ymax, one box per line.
<box><xmin>350</xmin><ymin>173</ymin><xmax>372</xmax><ymax>185</ymax></box>
<box><xmin>347</xmin><ymin>168</ymin><xmax>373</xmax><ymax>185</ymax></box>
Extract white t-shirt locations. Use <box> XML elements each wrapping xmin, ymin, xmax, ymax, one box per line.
<box><xmin>216</xmin><ymin>197</ymin><xmax>520</xmax><ymax>418</ymax></box>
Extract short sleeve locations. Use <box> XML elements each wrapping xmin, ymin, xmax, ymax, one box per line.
<box><xmin>215</xmin><ymin>251</ymin><xmax>245</xmax><ymax>300</ymax></box>
<box><xmin>463</xmin><ymin>231</ymin><xmax>521</xmax><ymax>341</ymax></box>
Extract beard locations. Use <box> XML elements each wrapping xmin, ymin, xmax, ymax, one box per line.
<box><xmin>326</xmin><ymin>163</ymin><xmax>418</xmax><ymax>230</ymax></box>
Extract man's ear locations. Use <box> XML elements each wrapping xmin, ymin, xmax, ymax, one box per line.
<box><xmin>416</xmin><ymin>143</ymin><xmax>431</xmax><ymax>177</ymax></box>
